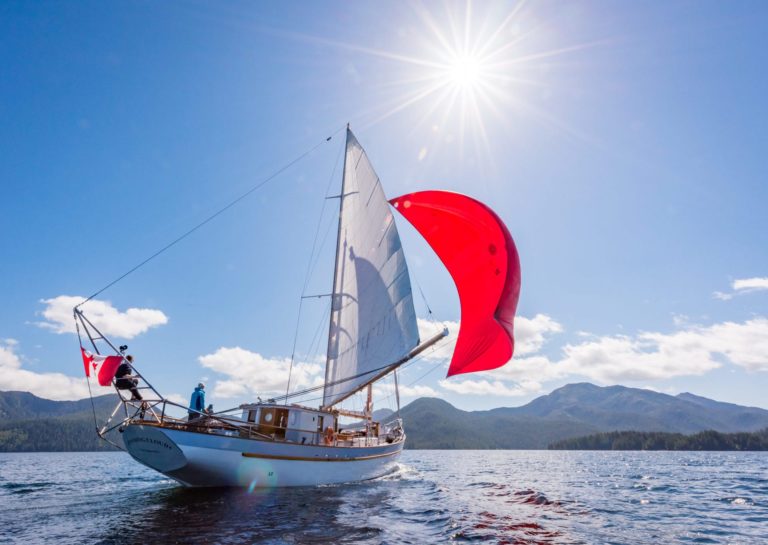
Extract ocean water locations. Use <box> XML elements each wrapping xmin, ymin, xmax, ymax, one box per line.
<box><xmin>0</xmin><ymin>451</ymin><xmax>765</xmax><ymax>544</ymax></box>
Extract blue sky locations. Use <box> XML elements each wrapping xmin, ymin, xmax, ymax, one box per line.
<box><xmin>1</xmin><ymin>1</ymin><xmax>766</xmax><ymax>412</ymax></box>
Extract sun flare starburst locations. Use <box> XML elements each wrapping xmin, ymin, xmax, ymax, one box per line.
<box><xmin>309</xmin><ymin>1</ymin><xmax>604</xmax><ymax>165</ymax></box>
<box><xmin>285</xmin><ymin>2</ymin><xmax>604</xmax><ymax>165</ymax></box>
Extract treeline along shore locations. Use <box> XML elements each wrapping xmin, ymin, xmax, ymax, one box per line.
<box><xmin>548</xmin><ymin>429</ymin><xmax>768</xmax><ymax>451</ymax></box>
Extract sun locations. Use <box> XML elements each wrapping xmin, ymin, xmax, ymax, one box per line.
<box><xmin>447</xmin><ymin>55</ymin><xmax>484</xmax><ymax>90</ymax></box>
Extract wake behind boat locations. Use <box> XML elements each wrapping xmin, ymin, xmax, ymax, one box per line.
<box><xmin>73</xmin><ymin>126</ymin><xmax>521</xmax><ymax>488</ymax></box>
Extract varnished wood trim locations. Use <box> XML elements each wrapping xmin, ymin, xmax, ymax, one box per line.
<box><xmin>132</xmin><ymin>422</ymin><xmax>405</xmax><ymax>451</ymax></box>
<box><xmin>241</xmin><ymin>449</ymin><xmax>400</xmax><ymax>462</ymax></box>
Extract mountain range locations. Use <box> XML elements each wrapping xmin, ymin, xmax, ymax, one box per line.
<box><xmin>393</xmin><ymin>382</ymin><xmax>768</xmax><ymax>448</ymax></box>
<box><xmin>1</xmin><ymin>383</ymin><xmax>767</xmax><ymax>451</ymax></box>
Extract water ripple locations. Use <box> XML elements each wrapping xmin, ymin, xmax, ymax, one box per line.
<box><xmin>0</xmin><ymin>451</ymin><xmax>766</xmax><ymax>544</ymax></box>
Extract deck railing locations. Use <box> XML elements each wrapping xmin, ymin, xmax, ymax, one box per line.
<box><xmin>99</xmin><ymin>396</ymin><xmax>403</xmax><ymax>449</ymax></box>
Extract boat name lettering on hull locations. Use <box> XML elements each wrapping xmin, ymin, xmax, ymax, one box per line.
<box><xmin>126</xmin><ymin>436</ymin><xmax>174</xmax><ymax>451</ymax></box>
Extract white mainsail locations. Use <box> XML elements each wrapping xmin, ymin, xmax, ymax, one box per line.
<box><xmin>323</xmin><ymin>128</ymin><xmax>420</xmax><ymax>407</ymax></box>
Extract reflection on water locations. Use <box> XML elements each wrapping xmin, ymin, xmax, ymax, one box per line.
<box><xmin>110</xmin><ymin>483</ymin><xmax>399</xmax><ymax>544</ymax></box>
<box><xmin>1</xmin><ymin>451</ymin><xmax>766</xmax><ymax>544</ymax></box>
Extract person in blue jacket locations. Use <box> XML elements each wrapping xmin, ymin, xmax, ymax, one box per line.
<box><xmin>188</xmin><ymin>383</ymin><xmax>206</xmax><ymax>421</ymax></box>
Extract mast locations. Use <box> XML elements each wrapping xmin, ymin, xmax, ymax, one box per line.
<box><xmin>393</xmin><ymin>368</ymin><xmax>401</xmax><ymax>416</ymax></box>
<box><xmin>322</xmin><ymin>125</ymin><xmax>350</xmax><ymax>408</ymax></box>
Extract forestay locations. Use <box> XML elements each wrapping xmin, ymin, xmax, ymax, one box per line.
<box><xmin>323</xmin><ymin>129</ymin><xmax>420</xmax><ymax>407</ymax></box>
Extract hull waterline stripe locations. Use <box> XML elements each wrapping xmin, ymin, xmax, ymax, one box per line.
<box><xmin>241</xmin><ymin>449</ymin><xmax>400</xmax><ymax>462</ymax></box>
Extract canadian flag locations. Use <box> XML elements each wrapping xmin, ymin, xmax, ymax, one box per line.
<box><xmin>81</xmin><ymin>348</ymin><xmax>123</xmax><ymax>387</ymax></box>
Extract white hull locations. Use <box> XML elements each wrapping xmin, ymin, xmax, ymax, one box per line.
<box><xmin>122</xmin><ymin>423</ymin><xmax>403</xmax><ymax>488</ymax></box>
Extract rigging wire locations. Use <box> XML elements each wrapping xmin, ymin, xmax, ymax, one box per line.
<box><xmin>404</xmin><ymin>340</ymin><xmax>457</xmax><ymax>388</ymax></box>
<box><xmin>75</xmin><ymin>127</ymin><xmax>344</xmax><ymax>309</ymax></box>
<box><xmin>285</xmin><ymin>135</ymin><xmax>345</xmax><ymax>401</ymax></box>
<box><xmin>413</xmin><ymin>276</ymin><xmax>434</xmax><ymax>317</ymax></box>
<box><xmin>304</xmin><ymin>300</ymin><xmax>332</xmax><ymax>363</ymax></box>
<box><xmin>75</xmin><ymin>320</ymin><xmax>101</xmax><ymax>438</ymax></box>
<box><xmin>306</xmin><ymin>211</ymin><xmax>339</xmax><ymax>290</ymax></box>
<box><xmin>301</xmin><ymin>138</ymin><xmax>345</xmax><ymax>295</ymax></box>
<box><xmin>412</xmin><ymin>274</ymin><xmax>451</xmax><ymax>341</ymax></box>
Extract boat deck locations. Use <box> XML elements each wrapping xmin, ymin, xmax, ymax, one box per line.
<box><xmin>123</xmin><ymin>403</ymin><xmax>402</xmax><ymax>450</ymax></box>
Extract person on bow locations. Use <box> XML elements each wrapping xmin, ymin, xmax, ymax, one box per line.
<box><xmin>188</xmin><ymin>383</ymin><xmax>206</xmax><ymax>421</ymax></box>
<box><xmin>114</xmin><ymin>355</ymin><xmax>142</xmax><ymax>401</ymax></box>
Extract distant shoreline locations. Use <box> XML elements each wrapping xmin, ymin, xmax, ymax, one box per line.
<box><xmin>548</xmin><ymin>429</ymin><xmax>768</xmax><ymax>451</ymax></box>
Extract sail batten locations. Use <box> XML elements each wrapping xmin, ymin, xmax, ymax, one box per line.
<box><xmin>322</xmin><ymin>129</ymin><xmax>420</xmax><ymax>407</ymax></box>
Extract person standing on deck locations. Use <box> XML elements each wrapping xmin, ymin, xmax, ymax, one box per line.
<box><xmin>188</xmin><ymin>383</ymin><xmax>206</xmax><ymax>421</ymax></box>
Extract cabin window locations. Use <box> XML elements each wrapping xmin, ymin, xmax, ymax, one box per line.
<box><xmin>289</xmin><ymin>411</ymin><xmax>297</xmax><ymax>426</ymax></box>
<box><xmin>257</xmin><ymin>407</ymin><xmax>288</xmax><ymax>439</ymax></box>
<box><xmin>247</xmin><ymin>410</ymin><xmax>256</xmax><ymax>423</ymax></box>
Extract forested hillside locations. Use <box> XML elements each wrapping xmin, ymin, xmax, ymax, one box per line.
<box><xmin>0</xmin><ymin>392</ymin><xmax>121</xmax><ymax>452</ymax></box>
<box><xmin>549</xmin><ymin>429</ymin><xmax>768</xmax><ymax>450</ymax></box>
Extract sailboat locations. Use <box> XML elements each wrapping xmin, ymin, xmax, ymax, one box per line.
<box><xmin>74</xmin><ymin>127</ymin><xmax>521</xmax><ymax>488</ymax></box>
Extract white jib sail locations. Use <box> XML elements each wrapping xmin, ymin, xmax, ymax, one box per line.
<box><xmin>323</xmin><ymin>129</ymin><xmax>420</xmax><ymax>407</ymax></box>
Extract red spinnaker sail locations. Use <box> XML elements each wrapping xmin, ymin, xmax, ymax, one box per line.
<box><xmin>390</xmin><ymin>191</ymin><xmax>521</xmax><ymax>377</ymax></box>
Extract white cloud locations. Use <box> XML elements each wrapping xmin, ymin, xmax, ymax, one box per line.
<box><xmin>672</xmin><ymin>314</ymin><xmax>689</xmax><ymax>327</ymax></box>
<box><xmin>418</xmin><ymin>318</ymin><xmax>456</xmax><ymax>341</ymax></box>
<box><xmin>562</xmin><ymin>318</ymin><xmax>768</xmax><ymax>379</ymax></box>
<box><xmin>0</xmin><ymin>341</ymin><xmax>90</xmax><ymax>401</ymax></box>
<box><xmin>400</xmin><ymin>384</ymin><xmax>438</xmax><ymax>397</ymax></box>
<box><xmin>733</xmin><ymin>277</ymin><xmax>768</xmax><ymax>291</ymax></box>
<box><xmin>373</xmin><ymin>381</ymin><xmax>439</xmax><ymax>400</ymax></box>
<box><xmin>702</xmin><ymin>318</ymin><xmax>768</xmax><ymax>372</ymax></box>
<box><xmin>514</xmin><ymin>314</ymin><xmax>563</xmax><ymax>355</ymax></box>
<box><xmin>416</xmin><ymin>318</ymin><xmax>457</xmax><ymax>362</ymax></box>
<box><xmin>420</xmin><ymin>313</ymin><xmax>563</xmax><ymax>397</ymax></box>
<box><xmin>714</xmin><ymin>277</ymin><xmax>768</xmax><ymax>300</ymax></box>
<box><xmin>198</xmin><ymin>346</ymin><xmax>324</xmax><ymax>399</ymax></box>
<box><xmin>439</xmin><ymin>378</ymin><xmax>535</xmax><ymax>397</ymax></box>
<box><xmin>212</xmin><ymin>380</ymin><xmax>249</xmax><ymax>399</ymax></box>
<box><xmin>557</xmin><ymin>331</ymin><xmax>720</xmax><ymax>382</ymax></box>
<box><xmin>484</xmin><ymin>355</ymin><xmax>560</xmax><ymax>387</ymax></box>
<box><xmin>440</xmin><ymin>317</ymin><xmax>768</xmax><ymax>397</ymax></box>
<box><xmin>165</xmin><ymin>393</ymin><xmax>186</xmax><ymax>406</ymax></box>
<box><xmin>415</xmin><ymin>313</ymin><xmax>561</xmax><ymax>364</ymax></box>
<box><xmin>38</xmin><ymin>295</ymin><xmax>168</xmax><ymax>339</ymax></box>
